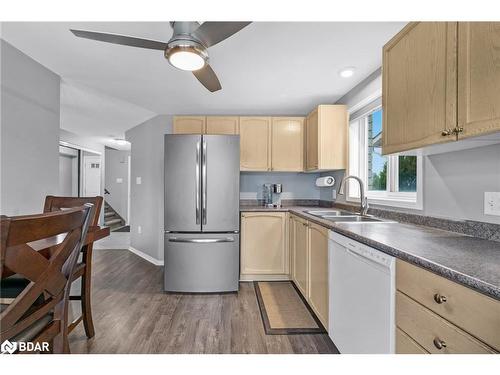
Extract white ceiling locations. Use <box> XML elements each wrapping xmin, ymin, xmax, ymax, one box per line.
<box><xmin>2</xmin><ymin>22</ymin><xmax>405</xmax><ymax>137</ymax></box>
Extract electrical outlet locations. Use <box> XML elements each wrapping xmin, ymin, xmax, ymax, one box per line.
<box><xmin>116</xmin><ymin>178</ymin><xmax>123</xmax><ymax>184</ymax></box>
<box><xmin>138</xmin><ymin>225</ymin><xmax>142</xmax><ymax>234</ymax></box>
<box><xmin>484</xmin><ymin>192</ymin><xmax>500</xmax><ymax>216</ymax></box>
<box><xmin>136</xmin><ymin>177</ymin><xmax>142</xmax><ymax>185</ymax></box>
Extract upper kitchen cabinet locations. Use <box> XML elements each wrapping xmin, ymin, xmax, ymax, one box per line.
<box><xmin>206</xmin><ymin>116</ymin><xmax>240</xmax><ymax>135</ymax></box>
<box><xmin>271</xmin><ymin>117</ymin><xmax>304</xmax><ymax>172</ymax></box>
<box><xmin>382</xmin><ymin>22</ymin><xmax>500</xmax><ymax>154</ymax></box>
<box><xmin>457</xmin><ymin>22</ymin><xmax>500</xmax><ymax>139</ymax></box>
<box><xmin>172</xmin><ymin>116</ymin><xmax>206</xmax><ymax>134</ymax></box>
<box><xmin>305</xmin><ymin>105</ymin><xmax>348</xmax><ymax>171</ymax></box>
<box><xmin>239</xmin><ymin>117</ymin><xmax>271</xmax><ymax>171</ymax></box>
<box><xmin>382</xmin><ymin>22</ymin><xmax>458</xmax><ymax>155</ymax></box>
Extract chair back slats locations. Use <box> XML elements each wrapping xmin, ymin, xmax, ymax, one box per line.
<box><xmin>43</xmin><ymin>196</ymin><xmax>103</xmax><ymax>226</ymax></box>
<box><xmin>0</xmin><ymin>204</ymin><xmax>93</xmax><ymax>342</ymax></box>
<box><xmin>6</xmin><ymin>207</ymin><xmax>89</xmax><ymax>247</ymax></box>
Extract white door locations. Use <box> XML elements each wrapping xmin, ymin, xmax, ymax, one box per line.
<box><xmin>83</xmin><ymin>156</ymin><xmax>102</xmax><ymax>197</ymax></box>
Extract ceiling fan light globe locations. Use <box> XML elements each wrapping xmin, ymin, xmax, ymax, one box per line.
<box><xmin>169</xmin><ymin>50</ymin><xmax>205</xmax><ymax>71</ymax></box>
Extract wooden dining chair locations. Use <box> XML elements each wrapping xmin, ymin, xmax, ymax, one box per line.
<box><xmin>0</xmin><ymin>205</ymin><xmax>93</xmax><ymax>353</ymax></box>
<box><xmin>43</xmin><ymin>196</ymin><xmax>103</xmax><ymax>338</ymax></box>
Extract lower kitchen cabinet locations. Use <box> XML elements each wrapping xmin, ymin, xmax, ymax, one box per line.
<box><xmin>290</xmin><ymin>214</ymin><xmax>309</xmax><ymax>297</ymax></box>
<box><xmin>307</xmin><ymin>222</ymin><xmax>329</xmax><ymax>328</ymax></box>
<box><xmin>396</xmin><ymin>259</ymin><xmax>500</xmax><ymax>353</ymax></box>
<box><xmin>240</xmin><ymin>212</ymin><xmax>289</xmax><ymax>280</ymax></box>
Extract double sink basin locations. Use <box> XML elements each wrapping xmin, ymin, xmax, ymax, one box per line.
<box><xmin>305</xmin><ymin>210</ymin><xmax>395</xmax><ymax>224</ymax></box>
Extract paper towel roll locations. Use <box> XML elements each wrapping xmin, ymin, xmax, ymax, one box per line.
<box><xmin>316</xmin><ymin>176</ymin><xmax>335</xmax><ymax>187</ymax></box>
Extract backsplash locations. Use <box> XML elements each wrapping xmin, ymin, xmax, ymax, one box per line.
<box><xmin>240</xmin><ymin>172</ymin><xmax>321</xmax><ymax>200</ymax></box>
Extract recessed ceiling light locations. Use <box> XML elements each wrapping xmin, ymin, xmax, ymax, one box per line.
<box><xmin>339</xmin><ymin>67</ymin><xmax>356</xmax><ymax>78</ymax></box>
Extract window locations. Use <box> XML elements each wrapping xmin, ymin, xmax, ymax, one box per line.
<box><xmin>347</xmin><ymin>106</ymin><xmax>422</xmax><ymax>209</ymax></box>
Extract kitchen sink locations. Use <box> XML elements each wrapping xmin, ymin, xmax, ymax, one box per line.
<box><xmin>305</xmin><ymin>210</ymin><xmax>395</xmax><ymax>223</ymax></box>
<box><xmin>305</xmin><ymin>210</ymin><xmax>356</xmax><ymax>216</ymax></box>
<box><xmin>322</xmin><ymin>216</ymin><xmax>388</xmax><ymax>223</ymax></box>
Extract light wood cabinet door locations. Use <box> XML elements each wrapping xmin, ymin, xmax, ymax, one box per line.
<box><xmin>458</xmin><ymin>22</ymin><xmax>500</xmax><ymax>139</ymax></box>
<box><xmin>307</xmin><ymin>222</ymin><xmax>329</xmax><ymax>328</ymax></box>
<box><xmin>382</xmin><ymin>22</ymin><xmax>458</xmax><ymax>154</ymax></box>
<box><xmin>305</xmin><ymin>105</ymin><xmax>347</xmax><ymax>171</ymax></box>
<box><xmin>305</xmin><ymin>109</ymin><xmax>319</xmax><ymax>170</ymax></box>
<box><xmin>172</xmin><ymin>116</ymin><xmax>206</xmax><ymax>134</ymax></box>
<box><xmin>240</xmin><ymin>212</ymin><xmax>288</xmax><ymax>277</ymax></box>
<box><xmin>271</xmin><ymin>117</ymin><xmax>304</xmax><ymax>171</ymax></box>
<box><xmin>239</xmin><ymin>117</ymin><xmax>271</xmax><ymax>171</ymax></box>
<box><xmin>292</xmin><ymin>215</ymin><xmax>309</xmax><ymax>297</ymax></box>
<box><xmin>206</xmin><ymin>116</ymin><xmax>239</xmax><ymax>135</ymax></box>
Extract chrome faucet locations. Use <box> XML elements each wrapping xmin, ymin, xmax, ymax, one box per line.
<box><xmin>339</xmin><ymin>175</ymin><xmax>369</xmax><ymax>216</ymax></box>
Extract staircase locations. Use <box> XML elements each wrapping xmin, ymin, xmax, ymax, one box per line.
<box><xmin>104</xmin><ymin>201</ymin><xmax>126</xmax><ymax>232</ymax></box>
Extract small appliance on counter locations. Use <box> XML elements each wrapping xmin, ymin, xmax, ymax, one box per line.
<box><xmin>273</xmin><ymin>183</ymin><xmax>283</xmax><ymax>207</ymax></box>
<box><xmin>263</xmin><ymin>183</ymin><xmax>273</xmax><ymax>207</ymax></box>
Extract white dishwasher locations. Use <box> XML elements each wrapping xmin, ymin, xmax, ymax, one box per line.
<box><xmin>328</xmin><ymin>231</ymin><xmax>395</xmax><ymax>354</ymax></box>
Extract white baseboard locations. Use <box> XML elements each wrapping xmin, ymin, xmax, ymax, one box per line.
<box><xmin>128</xmin><ymin>246</ymin><xmax>164</xmax><ymax>266</ymax></box>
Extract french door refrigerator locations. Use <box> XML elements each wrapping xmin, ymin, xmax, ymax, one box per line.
<box><xmin>164</xmin><ymin>134</ymin><xmax>240</xmax><ymax>292</ymax></box>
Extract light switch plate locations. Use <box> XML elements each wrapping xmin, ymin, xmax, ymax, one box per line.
<box><xmin>332</xmin><ymin>190</ymin><xmax>337</xmax><ymax>200</ymax></box>
<box><xmin>484</xmin><ymin>192</ymin><xmax>500</xmax><ymax>216</ymax></box>
<box><xmin>116</xmin><ymin>178</ymin><xmax>123</xmax><ymax>184</ymax></box>
<box><xmin>136</xmin><ymin>177</ymin><xmax>142</xmax><ymax>185</ymax></box>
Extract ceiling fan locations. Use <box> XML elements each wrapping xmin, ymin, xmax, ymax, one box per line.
<box><xmin>70</xmin><ymin>22</ymin><xmax>251</xmax><ymax>92</ymax></box>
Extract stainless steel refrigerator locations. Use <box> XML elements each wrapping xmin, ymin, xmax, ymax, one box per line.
<box><xmin>164</xmin><ymin>134</ymin><xmax>240</xmax><ymax>292</ymax></box>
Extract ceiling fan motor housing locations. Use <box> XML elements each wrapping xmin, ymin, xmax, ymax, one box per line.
<box><xmin>164</xmin><ymin>37</ymin><xmax>209</xmax><ymax>69</ymax></box>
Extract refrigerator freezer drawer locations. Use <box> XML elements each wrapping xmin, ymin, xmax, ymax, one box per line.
<box><xmin>164</xmin><ymin>233</ymin><xmax>240</xmax><ymax>293</ymax></box>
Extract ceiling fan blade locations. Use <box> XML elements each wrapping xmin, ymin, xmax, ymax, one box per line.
<box><xmin>193</xmin><ymin>64</ymin><xmax>222</xmax><ymax>92</ymax></box>
<box><xmin>192</xmin><ymin>22</ymin><xmax>251</xmax><ymax>47</ymax></box>
<box><xmin>70</xmin><ymin>29</ymin><xmax>168</xmax><ymax>50</ymax></box>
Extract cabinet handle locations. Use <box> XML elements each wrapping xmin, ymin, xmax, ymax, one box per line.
<box><xmin>433</xmin><ymin>293</ymin><xmax>447</xmax><ymax>304</ymax></box>
<box><xmin>441</xmin><ymin>129</ymin><xmax>453</xmax><ymax>136</ymax></box>
<box><xmin>433</xmin><ymin>338</ymin><xmax>447</xmax><ymax>350</ymax></box>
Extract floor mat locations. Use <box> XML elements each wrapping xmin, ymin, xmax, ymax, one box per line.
<box><xmin>254</xmin><ymin>281</ymin><xmax>325</xmax><ymax>335</ymax></box>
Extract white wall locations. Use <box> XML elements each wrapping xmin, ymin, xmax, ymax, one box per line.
<box><xmin>327</xmin><ymin>69</ymin><xmax>500</xmax><ymax>224</ymax></box>
<box><xmin>104</xmin><ymin>147</ymin><xmax>130</xmax><ymax>220</ymax></box>
<box><xmin>125</xmin><ymin>115</ymin><xmax>171</xmax><ymax>262</ymax></box>
<box><xmin>1</xmin><ymin>40</ymin><xmax>60</xmax><ymax>216</ymax></box>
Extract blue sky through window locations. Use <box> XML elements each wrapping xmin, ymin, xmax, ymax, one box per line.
<box><xmin>370</xmin><ymin>109</ymin><xmax>386</xmax><ymax>177</ymax></box>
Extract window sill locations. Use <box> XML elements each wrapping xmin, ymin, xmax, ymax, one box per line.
<box><xmin>346</xmin><ymin>195</ymin><xmax>423</xmax><ymax>210</ymax></box>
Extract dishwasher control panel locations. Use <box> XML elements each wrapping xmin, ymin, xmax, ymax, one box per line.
<box><xmin>328</xmin><ymin>231</ymin><xmax>394</xmax><ymax>267</ymax></box>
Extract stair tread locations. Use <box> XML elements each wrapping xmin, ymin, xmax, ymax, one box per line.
<box><xmin>105</xmin><ymin>218</ymin><xmax>123</xmax><ymax>225</ymax></box>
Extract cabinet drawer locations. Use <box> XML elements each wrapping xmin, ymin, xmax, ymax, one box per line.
<box><xmin>396</xmin><ymin>291</ymin><xmax>495</xmax><ymax>354</ymax></box>
<box><xmin>396</xmin><ymin>327</ymin><xmax>428</xmax><ymax>354</ymax></box>
<box><xmin>396</xmin><ymin>259</ymin><xmax>500</xmax><ymax>351</ymax></box>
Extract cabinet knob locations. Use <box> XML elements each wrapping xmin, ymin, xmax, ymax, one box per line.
<box><xmin>433</xmin><ymin>293</ymin><xmax>447</xmax><ymax>304</ymax></box>
<box><xmin>441</xmin><ymin>129</ymin><xmax>453</xmax><ymax>136</ymax></box>
<box><xmin>433</xmin><ymin>338</ymin><xmax>447</xmax><ymax>350</ymax></box>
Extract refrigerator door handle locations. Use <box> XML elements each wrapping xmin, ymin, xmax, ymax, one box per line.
<box><xmin>168</xmin><ymin>237</ymin><xmax>235</xmax><ymax>243</ymax></box>
<box><xmin>195</xmin><ymin>140</ymin><xmax>201</xmax><ymax>225</ymax></box>
<box><xmin>202</xmin><ymin>140</ymin><xmax>207</xmax><ymax>225</ymax></box>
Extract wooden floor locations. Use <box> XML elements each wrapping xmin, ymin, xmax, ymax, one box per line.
<box><xmin>69</xmin><ymin>250</ymin><xmax>338</xmax><ymax>354</ymax></box>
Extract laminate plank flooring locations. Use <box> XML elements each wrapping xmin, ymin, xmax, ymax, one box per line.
<box><xmin>69</xmin><ymin>250</ymin><xmax>338</xmax><ymax>354</ymax></box>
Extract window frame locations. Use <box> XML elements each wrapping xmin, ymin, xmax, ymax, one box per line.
<box><xmin>346</xmin><ymin>104</ymin><xmax>423</xmax><ymax>210</ymax></box>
